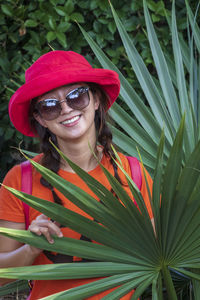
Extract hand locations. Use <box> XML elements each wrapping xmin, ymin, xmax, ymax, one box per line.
<box><xmin>29</xmin><ymin>214</ymin><xmax>63</xmax><ymax>244</ymax></box>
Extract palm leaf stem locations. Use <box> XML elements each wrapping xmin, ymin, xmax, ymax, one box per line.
<box><xmin>162</xmin><ymin>265</ymin><xmax>177</xmax><ymax>300</ymax></box>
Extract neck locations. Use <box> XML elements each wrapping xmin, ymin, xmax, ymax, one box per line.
<box><xmin>57</xmin><ymin>138</ymin><xmax>102</xmax><ymax>172</ymax></box>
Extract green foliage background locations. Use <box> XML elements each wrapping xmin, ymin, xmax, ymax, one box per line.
<box><xmin>0</xmin><ymin>0</ymin><xmax>198</xmax><ymax>181</ymax></box>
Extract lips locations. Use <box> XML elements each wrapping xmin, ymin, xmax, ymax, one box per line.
<box><xmin>61</xmin><ymin>115</ymin><xmax>80</xmax><ymax>125</ymax></box>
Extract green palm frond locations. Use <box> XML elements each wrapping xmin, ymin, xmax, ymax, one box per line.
<box><xmin>1</xmin><ymin>116</ymin><xmax>200</xmax><ymax>299</ymax></box>
<box><xmin>79</xmin><ymin>0</ymin><xmax>200</xmax><ymax>174</ymax></box>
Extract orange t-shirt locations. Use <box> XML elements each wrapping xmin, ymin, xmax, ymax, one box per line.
<box><xmin>0</xmin><ymin>152</ymin><xmax>153</xmax><ymax>300</ymax></box>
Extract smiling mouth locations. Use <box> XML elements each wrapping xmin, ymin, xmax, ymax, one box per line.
<box><xmin>61</xmin><ymin>115</ymin><xmax>80</xmax><ymax>125</ymax></box>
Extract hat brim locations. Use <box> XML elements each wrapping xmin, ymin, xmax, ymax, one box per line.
<box><xmin>9</xmin><ymin>67</ymin><xmax>120</xmax><ymax>137</ymax></box>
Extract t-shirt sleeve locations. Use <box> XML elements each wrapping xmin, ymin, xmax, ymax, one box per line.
<box><xmin>0</xmin><ymin>164</ymin><xmax>25</xmax><ymax>223</ymax></box>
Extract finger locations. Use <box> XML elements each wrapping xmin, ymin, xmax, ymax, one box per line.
<box><xmin>42</xmin><ymin>220</ymin><xmax>63</xmax><ymax>237</ymax></box>
<box><xmin>36</xmin><ymin>214</ymin><xmax>48</xmax><ymax>221</ymax></box>
<box><xmin>29</xmin><ymin>224</ymin><xmax>54</xmax><ymax>244</ymax></box>
<box><xmin>30</xmin><ymin>219</ymin><xmax>63</xmax><ymax>239</ymax></box>
<box><xmin>28</xmin><ymin>224</ymin><xmax>42</xmax><ymax>236</ymax></box>
<box><xmin>40</xmin><ymin>227</ymin><xmax>54</xmax><ymax>244</ymax></box>
<box><xmin>35</xmin><ymin>215</ymin><xmax>62</xmax><ymax>237</ymax></box>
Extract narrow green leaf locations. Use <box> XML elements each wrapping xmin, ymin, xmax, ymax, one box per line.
<box><xmin>152</xmin><ymin>130</ymin><xmax>165</xmax><ymax>244</ymax></box>
<box><xmin>0</xmin><ymin>186</ymin><xmax>148</xmax><ymax>261</ymax></box>
<box><xmin>78</xmin><ymin>23</ymin><xmax>171</xmax><ymax>152</ymax></box>
<box><xmin>101</xmin><ymin>280</ymin><xmax>136</xmax><ymax>299</ymax></box>
<box><xmin>40</xmin><ymin>273</ymin><xmax>151</xmax><ymax>300</ymax></box>
<box><xmin>171</xmin><ymin>267</ymin><xmax>200</xmax><ymax>281</ymax></box>
<box><xmin>110</xmin><ymin>2</ymin><xmax>174</xmax><ymax>144</ymax></box>
<box><xmin>198</xmin><ymin>59</ymin><xmax>200</xmax><ymax>140</ymax></box>
<box><xmin>0</xmin><ymin>260</ymin><xmax>148</xmax><ymax>280</ymax></box>
<box><xmin>160</xmin><ymin>116</ymin><xmax>185</xmax><ymax>255</ymax></box>
<box><xmin>171</xmin><ymin>1</ymin><xmax>195</xmax><ymax>157</ymax></box>
<box><xmin>191</xmin><ymin>269</ymin><xmax>200</xmax><ymax>299</ymax></box>
<box><xmin>108</xmin><ymin>151</ymin><xmax>159</xmax><ymax>262</ymax></box>
<box><xmin>48</xmin><ymin>143</ymin><xmax>158</xmax><ymax>262</ymax></box>
<box><xmin>110</xmin><ymin>125</ymin><xmax>156</xmax><ymax>171</ymax></box>
<box><xmin>0</xmin><ymin>280</ymin><xmax>29</xmax><ymax>296</ymax></box>
<box><xmin>164</xmin><ymin>140</ymin><xmax>200</xmax><ymax>261</ymax></box>
<box><xmin>152</xmin><ymin>277</ymin><xmax>158</xmax><ymax>300</ymax></box>
<box><xmin>110</xmin><ymin>102</ymin><xmax>160</xmax><ymax>160</ymax></box>
<box><xmin>21</xmin><ymin>157</ymin><xmax>142</xmax><ymax>244</ymax></box>
<box><xmin>185</xmin><ymin>0</ymin><xmax>200</xmax><ymax>52</ymax></box>
<box><xmin>0</xmin><ymin>227</ymin><xmax>150</xmax><ymax>266</ymax></box>
<box><xmin>48</xmin><ymin>141</ymin><xmax>142</xmax><ymax>233</ymax></box>
<box><xmin>143</xmin><ymin>0</ymin><xmax>180</xmax><ymax>132</ymax></box>
<box><xmin>131</xmin><ymin>274</ymin><xmax>156</xmax><ymax>300</ymax></box>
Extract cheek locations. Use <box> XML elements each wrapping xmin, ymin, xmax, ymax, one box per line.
<box><xmin>33</xmin><ymin>113</ymin><xmax>48</xmax><ymax>128</ymax></box>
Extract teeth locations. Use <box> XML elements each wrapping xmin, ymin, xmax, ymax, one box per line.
<box><xmin>62</xmin><ymin>116</ymin><xmax>79</xmax><ymax>125</ymax></box>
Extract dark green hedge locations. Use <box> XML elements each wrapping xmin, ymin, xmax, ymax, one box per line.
<box><xmin>0</xmin><ymin>0</ymin><xmax>198</xmax><ymax>181</ymax></box>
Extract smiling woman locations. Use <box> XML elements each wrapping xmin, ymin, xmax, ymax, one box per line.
<box><xmin>0</xmin><ymin>50</ymin><xmax>153</xmax><ymax>299</ymax></box>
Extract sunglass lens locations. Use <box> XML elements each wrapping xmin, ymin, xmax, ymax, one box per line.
<box><xmin>67</xmin><ymin>87</ymin><xmax>90</xmax><ymax>110</ymax></box>
<box><xmin>38</xmin><ymin>99</ymin><xmax>61</xmax><ymax>120</ymax></box>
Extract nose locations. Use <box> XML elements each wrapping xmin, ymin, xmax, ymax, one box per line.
<box><xmin>60</xmin><ymin>99</ymin><xmax>73</xmax><ymax>114</ymax></box>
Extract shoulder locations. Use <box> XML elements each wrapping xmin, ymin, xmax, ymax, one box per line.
<box><xmin>1</xmin><ymin>164</ymin><xmax>21</xmax><ymax>188</ymax></box>
<box><xmin>107</xmin><ymin>151</ymin><xmax>133</xmax><ymax>178</ymax></box>
<box><xmin>114</xmin><ymin>152</ymin><xmax>137</xmax><ymax>173</ymax></box>
<box><xmin>1</xmin><ymin>153</ymin><xmax>43</xmax><ymax>186</ymax></box>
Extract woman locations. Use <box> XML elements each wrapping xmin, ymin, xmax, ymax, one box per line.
<box><xmin>0</xmin><ymin>51</ymin><xmax>153</xmax><ymax>299</ymax></box>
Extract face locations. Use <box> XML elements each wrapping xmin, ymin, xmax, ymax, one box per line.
<box><xmin>34</xmin><ymin>83</ymin><xmax>100</xmax><ymax>145</ymax></box>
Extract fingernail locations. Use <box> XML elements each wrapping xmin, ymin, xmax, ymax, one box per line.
<box><xmin>59</xmin><ymin>232</ymin><xmax>63</xmax><ymax>237</ymax></box>
<box><xmin>50</xmin><ymin>239</ymin><xmax>54</xmax><ymax>244</ymax></box>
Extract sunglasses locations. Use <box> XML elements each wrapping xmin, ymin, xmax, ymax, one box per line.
<box><xmin>36</xmin><ymin>86</ymin><xmax>90</xmax><ymax>120</ymax></box>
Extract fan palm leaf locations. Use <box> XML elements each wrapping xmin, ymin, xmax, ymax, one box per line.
<box><xmin>1</xmin><ymin>117</ymin><xmax>200</xmax><ymax>299</ymax></box>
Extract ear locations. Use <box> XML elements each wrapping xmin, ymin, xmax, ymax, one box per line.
<box><xmin>93</xmin><ymin>90</ymin><xmax>100</xmax><ymax>111</ymax></box>
<box><xmin>33</xmin><ymin>112</ymin><xmax>48</xmax><ymax>128</ymax></box>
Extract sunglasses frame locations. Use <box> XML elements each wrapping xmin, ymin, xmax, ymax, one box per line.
<box><xmin>36</xmin><ymin>86</ymin><xmax>90</xmax><ymax>120</ymax></box>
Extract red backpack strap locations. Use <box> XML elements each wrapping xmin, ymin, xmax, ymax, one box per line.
<box><xmin>126</xmin><ymin>156</ymin><xmax>142</xmax><ymax>190</ymax></box>
<box><xmin>21</xmin><ymin>160</ymin><xmax>32</xmax><ymax>230</ymax></box>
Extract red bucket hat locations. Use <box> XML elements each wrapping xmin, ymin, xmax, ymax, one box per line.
<box><xmin>9</xmin><ymin>50</ymin><xmax>120</xmax><ymax>137</ymax></box>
